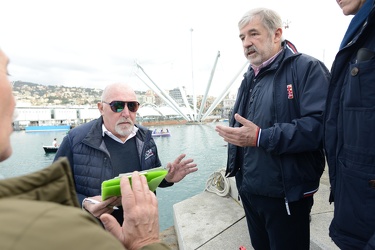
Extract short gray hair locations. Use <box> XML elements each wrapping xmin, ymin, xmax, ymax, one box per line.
<box><xmin>238</xmin><ymin>8</ymin><xmax>283</xmax><ymax>38</ymax></box>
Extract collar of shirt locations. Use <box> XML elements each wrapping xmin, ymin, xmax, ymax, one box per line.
<box><xmin>251</xmin><ymin>48</ymin><xmax>283</xmax><ymax>76</ymax></box>
<box><xmin>102</xmin><ymin>124</ymin><xmax>138</xmax><ymax>144</ymax></box>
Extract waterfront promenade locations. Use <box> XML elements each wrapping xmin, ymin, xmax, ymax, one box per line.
<box><xmin>159</xmin><ymin>167</ymin><xmax>339</xmax><ymax>250</ymax></box>
<box><xmin>3</xmin><ymin>127</ymin><xmax>338</xmax><ymax>249</ymax></box>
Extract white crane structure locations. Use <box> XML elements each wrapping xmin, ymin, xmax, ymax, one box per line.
<box><xmin>135</xmin><ymin>57</ymin><xmax>248</xmax><ymax>123</ymax></box>
<box><xmin>135</xmin><ymin>29</ymin><xmax>249</xmax><ymax>123</ymax></box>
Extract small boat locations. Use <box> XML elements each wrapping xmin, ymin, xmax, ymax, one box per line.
<box><xmin>151</xmin><ymin>129</ymin><xmax>171</xmax><ymax>137</ymax></box>
<box><xmin>43</xmin><ymin>146</ymin><xmax>59</xmax><ymax>153</ymax></box>
<box><xmin>26</xmin><ymin>125</ymin><xmax>71</xmax><ymax>133</ymax></box>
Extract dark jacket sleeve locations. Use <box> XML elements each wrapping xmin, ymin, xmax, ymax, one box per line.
<box><xmin>54</xmin><ymin>133</ymin><xmax>74</xmax><ymax>165</ymax></box>
<box><xmin>53</xmin><ymin>134</ymin><xmax>85</xmax><ymax>202</ymax></box>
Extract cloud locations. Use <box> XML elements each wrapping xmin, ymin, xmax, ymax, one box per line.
<box><xmin>1</xmin><ymin>0</ymin><xmax>352</xmax><ymax>96</ymax></box>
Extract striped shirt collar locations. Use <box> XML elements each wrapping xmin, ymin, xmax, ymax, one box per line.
<box><xmin>251</xmin><ymin>48</ymin><xmax>283</xmax><ymax>76</ymax></box>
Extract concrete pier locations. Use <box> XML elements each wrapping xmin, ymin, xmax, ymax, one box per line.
<box><xmin>159</xmin><ymin>169</ymin><xmax>339</xmax><ymax>250</ymax></box>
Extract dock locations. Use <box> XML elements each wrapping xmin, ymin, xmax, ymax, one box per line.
<box><xmin>159</xmin><ymin>168</ymin><xmax>339</xmax><ymax>250</ymax></box>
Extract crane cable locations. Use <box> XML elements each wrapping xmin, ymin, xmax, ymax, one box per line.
<box><xmin>205</xmin><ymin>168</ymin><xmax>230</xmax><ymax>197</ymax></box>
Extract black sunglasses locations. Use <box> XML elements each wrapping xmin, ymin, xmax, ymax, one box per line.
<box><xmin>102</xmin><ymin>101</ymin><xmax>140</xmax><ymax>113</ymax></box>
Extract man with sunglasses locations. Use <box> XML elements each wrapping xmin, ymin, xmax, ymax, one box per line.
<box><xmin>54</xmin><ymin>82</ymin><xmax>198</xmax><ymax>224</ymax></box>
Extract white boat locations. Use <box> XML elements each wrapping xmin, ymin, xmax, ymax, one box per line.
<box><xmin>151</xmin><ymin>129</ymin><xmax>171</xmax><ymax>137</ymax></box>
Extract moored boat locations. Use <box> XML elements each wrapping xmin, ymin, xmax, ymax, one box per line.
<box><xmin>43</xmin><ymin>146</ymin><xmax>59</xmax><ymax>153</ymax></box>
<box><xmin>151</xmin><ymin>129</ymin><xmax>171</xmax><ymax>137</ymax></box>
<box><xmin>26</xmin><ymin>125</ymin><xmax>71</xmax><ymax>133</ymax></box>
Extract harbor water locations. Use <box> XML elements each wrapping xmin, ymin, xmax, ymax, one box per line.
<box><xmin>0</xmin><ymin>121</ymin><xmax>229</xmax><ymax>231</ymax></box>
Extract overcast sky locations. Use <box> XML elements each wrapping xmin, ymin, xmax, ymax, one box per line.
<box><xmin>1</xmin><ymin>0</ymin><xmax>352</xmax><ymax>97</ymax></box>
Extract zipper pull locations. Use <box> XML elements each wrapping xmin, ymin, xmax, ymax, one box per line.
<box><xmin>285</xmin><ymin>197</ymin><xmax>291</xmax><ymax>215</ymax></box>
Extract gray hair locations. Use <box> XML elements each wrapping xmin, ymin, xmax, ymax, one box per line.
<box><xmin>238</xmin><ymin>8</ymin><xmax>283</xmax><ymax>39</ymax></box>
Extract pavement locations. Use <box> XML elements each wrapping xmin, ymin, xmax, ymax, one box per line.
<box><xmin>159</xmin><ymin>168</ymin><xmax>339</xmax><ymax>250</ymax></box>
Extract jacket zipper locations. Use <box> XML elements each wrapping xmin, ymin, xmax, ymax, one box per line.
<box><xmin>285</xmin><ymin>197</ymin><xmax>291</xmax><ymax>215</ymax></box>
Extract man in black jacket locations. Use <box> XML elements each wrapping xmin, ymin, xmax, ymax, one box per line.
<box><xmin>216</xmin><ymin>8</ymin><xmax>330</xmax><ymax>249</ymax></box>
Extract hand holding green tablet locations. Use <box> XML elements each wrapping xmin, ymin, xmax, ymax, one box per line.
<box><xmin>101</xmin><ymin>167</ymin><xmax>168</xmax><ymax>200</ymax></box>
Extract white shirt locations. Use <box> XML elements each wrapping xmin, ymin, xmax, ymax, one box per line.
<box><xmin>101</xmin><ymin>124</ymin><xmax>138</xmax><ymax>144</ymax></box>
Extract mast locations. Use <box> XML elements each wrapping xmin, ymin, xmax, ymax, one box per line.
<box><xmin>190</xmin><ymin>28</ymin><xmax>197</xmax><ymax>121</ymax></box>
<box><xmin>197</xmin><ymin>51</ymin><xmax>220</xmax><ymax>122</ymax></box>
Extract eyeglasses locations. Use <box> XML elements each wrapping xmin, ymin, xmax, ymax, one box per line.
<box><xmin>102</xmin><ymin>101</ymin><xmax>140</xmax><ymax>113</ymax></box>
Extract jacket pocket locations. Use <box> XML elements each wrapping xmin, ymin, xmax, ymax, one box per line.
<box><xmin>334</xmin><ymin>156</ymin><xmax>375</xmax><ymax>240</ymax></box>
<box><xmin>344</xmin><ymin>53</ymin><xmax>375</xmax><ymax>108</ymax></box>
<box><xmin>342</xmin><ymin>107</ymin><xmax>375</xmax><ymax>152</ymax></box>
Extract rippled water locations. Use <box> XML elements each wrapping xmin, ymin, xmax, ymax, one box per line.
<box><xmin>0</xmin><ymin>122</ymin><xmax>229</xmax><ymax>230</ymax></box>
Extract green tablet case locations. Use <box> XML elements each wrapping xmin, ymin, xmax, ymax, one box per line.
<box><xmin>101</xmin><ymin>167</ymin><xmax>168</xmax><ymax>200</ymax></box>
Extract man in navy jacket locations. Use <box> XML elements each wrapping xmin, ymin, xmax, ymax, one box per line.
<box><xmin>216</xmin><ymin>8</ymin><xmax>330</xmax><ymax>249</ymax></box>
<box><xmin>324</xmin><ymin>0</ymin><xmax>375</xmax><ymax>249</ymax></box>
<box><xmin>55</xmin><ymin>82</ymin><xmax>197</xmax><ymax>224</ymax></box>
